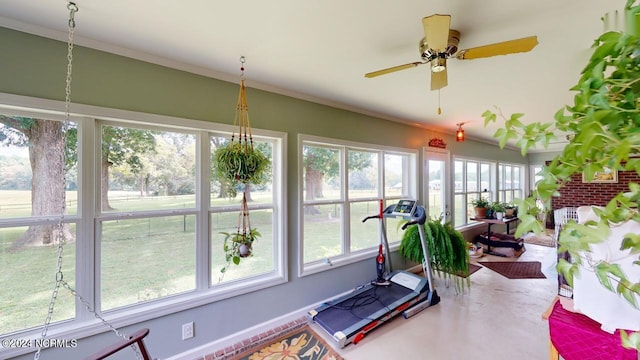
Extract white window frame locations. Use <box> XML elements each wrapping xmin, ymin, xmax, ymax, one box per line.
<box><xmin>298</xmin><ymin>134</ymin><xmax>417</xmax><ymax>277</ymax></box>
<box><xmin>497</xmin><ymin>162</ymin><xmax>526</xmax><ymax>204</ymax></box>
<box><xmin>0</xmin><ymin>93</ymin><xmax>286</xmax><ymax>358</ymax></box>
<box><xmin>453</xmin><ymin>157</ymin><xmax>496</xmax><ymax>228</ymax></box>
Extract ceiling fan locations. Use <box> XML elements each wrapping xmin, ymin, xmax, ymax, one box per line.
<box><xmin>365</xmin><ymin>14</ymin><xmax>539</xmax><ymax>90</ymax></box>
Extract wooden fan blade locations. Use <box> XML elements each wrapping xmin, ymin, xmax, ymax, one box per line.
<box><xmin>365</xmin><ymin>61</ymin><xmax>425</xmax><ymax>78</ymax></box>
<box><xmin>422</xmin><ymin>14</ymin><xmax>451</xmax><ymax>51</ymax></box>
<box><xmin>456</xmin><ymin>36</ymin><xmax>538</xmax><ymax>60</ymax></box>
<box><xmin>431</xmin><ymin>68</ymin><xmax>448</xmax><ymax>90</ymax></box>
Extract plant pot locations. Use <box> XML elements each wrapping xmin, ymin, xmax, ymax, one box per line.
<box><xmin>505</xmin><ymin>208</ymin><xmax>515</xmax><ymax>218</ymax></box>
<box><xmin>474</xmin><ymin>207</ymin><xmax>488</xmax><ymax>219</ymax></box>
<box><xmin>239</xmin><ymin>243</ymin><xmax>252</xmax><ymax>258</ymax></box>
<box><xmin>495</xmin><ymin>212</ymin><xmax>504</xmax><ymax>220</ymax></box>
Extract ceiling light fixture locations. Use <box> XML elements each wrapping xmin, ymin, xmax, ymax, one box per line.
<box><xmin>431</xmin><ymin>57</ymin><xmax>446</xmax><ymax>73</ymax></box>
<box><xmin>455</xmin><ymin>122</ymin><xmax>465</xmax><ymax>142</ymax></box>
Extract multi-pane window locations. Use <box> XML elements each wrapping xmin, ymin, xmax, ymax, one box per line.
<box><xmin>453</xmin><ymin>158</ymin><xmax>495</xmax><ymax>227</ymax></box>
<box><xmin>498</xmin><ymin>163</ymin><xmax>524</xmax><ymax>204</ymax></box>
<box><xmin>300</xmin><ymin>136</ymin><xmax>416</xmax><ymax>274</ymax></box>
<box><xmin>0</xmin><ymin>107</ymin><xmax>285</xmax><ymax>341</ymax></box>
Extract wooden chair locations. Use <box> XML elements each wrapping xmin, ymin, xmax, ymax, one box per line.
<box><xmin>83</xmin><ymin>328</ymin><xmax>152</xmax><ymax>360</ymax></box>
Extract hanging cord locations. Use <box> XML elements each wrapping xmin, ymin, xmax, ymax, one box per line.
<box><xmin>231</xmin><ymin>56</ymin><xmax>254</xmax><ymax>149</ymax></box>
<box><xmin>34</xmin><ymin>3</ymin><xmax>143</xmax><ymax>359</ymax></box>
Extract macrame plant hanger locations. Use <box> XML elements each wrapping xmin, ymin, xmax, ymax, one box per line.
<box><xmin>233</xmin><ymin>56</ymin><xmax>254</xmax><ymax>256</ymax></box>
<box><xmin>34</xmin><ymin>3</ymin><xmax>149</xmax><ymax>360</ymax></box>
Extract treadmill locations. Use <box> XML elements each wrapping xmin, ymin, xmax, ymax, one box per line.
<box><xmin>308</xmin><ymin>199</ymin><xmax>440</xmax><ymax>348</ymax></box>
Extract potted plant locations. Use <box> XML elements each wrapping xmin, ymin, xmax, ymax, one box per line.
<box><xmin>399</xmin><ymin>219</ymin><xmax>470</xmax><ymax>293</ymax></box>
<box><xmin>504</xmin><ymin>203</ymin><xmax>517</xmax><ymax>218</ymax></box>
<box><xmin>483</xmin><ymin>0</ymin><xmax>640</xmax><ymax>349</ymax></box>
<box><xmin>491</xmin><ymin>202</ymin><xmax>506</xmax><ymax>220</ymax></box>
<box><xmin>470</xmin><ymin>197</ymin><xmax>490</xmax><ymax>219</ymax></box>
<box><xmin>214</xmin><ymin>72</ymin><xmax>271</xmax><ymax>276</ymax></box>
<box><xmin>215</xmin><ymin>140</ymin><xmax>270</xmax><ymax>185</ymax></box>
<box><xmin>219</xmin><ymin>227</ymin><xmax>261</xmax><ymax>280</ymax></box>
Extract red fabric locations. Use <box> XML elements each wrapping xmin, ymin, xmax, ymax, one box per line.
<box><xmin>549</xmin><ymin>300</ymin><xmax>638</xmax><ymax>360</ymax></box>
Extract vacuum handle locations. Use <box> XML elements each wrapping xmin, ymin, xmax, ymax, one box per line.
<box><xmin>362</xmin><ymin>215</ymin><xmax>379</xmax><ymax>223</ymax></box>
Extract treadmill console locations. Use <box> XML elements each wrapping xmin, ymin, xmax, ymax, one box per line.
<box><xmin>390</xmin><ymin>199</ymin><xmax>417</xmax><ymax>217</ymax></box>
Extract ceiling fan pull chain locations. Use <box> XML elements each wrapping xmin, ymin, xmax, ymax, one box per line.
<box><xmin>437</xmin><ymin>89</ymin><xmax>442</xmax><ymax>115</ymax></box>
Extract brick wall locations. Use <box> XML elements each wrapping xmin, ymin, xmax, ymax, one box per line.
<box><xmin>551</xmin><ymin>169</ymin><xmax>640</xmax><ymax>209</ymax></box>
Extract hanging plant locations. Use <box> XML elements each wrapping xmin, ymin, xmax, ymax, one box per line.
<box><xmin>399</xmin><ymin>219</ymin><xmax>471</xmax><ymax>293</ymax></box>
<box><xmin>214</xmin><ymin>57</ymin><xmax>270</xmax><ymax>186</ymax></box>
<box><xmin>219</xmin><ymin>191</ymin><xmax>262</xmax><ymax>281</ymax></box>
<box><xmin>215</xmin><ymin>140</ymin><xmax>269</xmax><ymax>185</ymax></box>
<box><xmin>220</xmin><ymin>228</ymin><xmax>261</xmax><ymax>276</ymax></box>
<box><xmin>216</xmin><ymin>57</ymin><xmax>270</xmax><ymax>279</ymax></box>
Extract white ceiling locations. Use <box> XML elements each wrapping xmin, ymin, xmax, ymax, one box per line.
<box><xmin>0</xmin><ymin>0</ymin><xmax>622</xmax><ymax>151</ymax></box>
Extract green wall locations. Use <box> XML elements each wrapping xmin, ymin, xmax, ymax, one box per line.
<box><xmin>0</xmin><ymin>26</ymin><xmax>526</xmax><ymax>359</ymax></box>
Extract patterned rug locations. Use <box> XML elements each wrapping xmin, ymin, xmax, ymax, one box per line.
<box><xmin>234</xmin><ymin>325</ymin><xmax>343</xmax><ymax>360</ymax></box>
<box><xmin>521</xmin><ymin>231</ymin><xmax>556</xmax><ymax>247</ymax></box>
<box><xmin>479</xmin><ymin>261</ymin><xmax>547</xmax><ymax>279</ymax></box>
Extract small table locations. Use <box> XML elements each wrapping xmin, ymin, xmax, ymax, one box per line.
<box><xmin>470</xmin><ymin>216</ymin><xmax>519</xmax><ymax>236</ymax></box>
<box><xmin>470</xmin><ymin>217</ymin><xmax>520</xmax><ymax>256</ymax></box>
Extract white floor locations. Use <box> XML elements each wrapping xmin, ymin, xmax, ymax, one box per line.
<box><xmin>311</xmin><ymin>243</ymin><xmax>559</xmax><ymax>360</ymax></box>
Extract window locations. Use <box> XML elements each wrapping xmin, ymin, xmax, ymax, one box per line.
<box><xmin>453</xmin><ymin>158</ymin><xmax>495</xmax><ymax>227</ymax></box>
<box><xmin>498</xmin><ymin>163</ymin><xmax>525</xmax><ymax>204</ymax></box>
<box><xmin>0</xmin><ymin>104</ymin><xmax>285</xmax><ymax>342</ymax></box>
<box><xmin>299</xmin><ymin>136</ymin><xmax>416</xmax><ymax>275</ymax></box>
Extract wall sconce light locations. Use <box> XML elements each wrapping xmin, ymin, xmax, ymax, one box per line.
<box><xmin>456</xmin><ymin>122</ymin><xmax>465</xmax><ymax>142</ymax></box>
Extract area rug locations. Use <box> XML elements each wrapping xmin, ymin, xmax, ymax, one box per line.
<box><xmin>467</xmin><ymin>263</ymin><xmax>482</xmax><ymax>277</ymax></box>
<box><xmin>479</xmin><ymin>261</ymin><xmax>546</xmax><ymax>279</ymax></box>
<box><xmin>437</xmin><ymin>263</ymin><xmax>482</xmax><ymax>278</ymax></box>
<box><xmin>234</xmin><ymin>325</ymin><xmax>343</xmax><ymax>360</ymax></box>
<box><xmin>522</xmin><ymin>232</ymin><xmax>556</xmax><ymax>247</ymax></box>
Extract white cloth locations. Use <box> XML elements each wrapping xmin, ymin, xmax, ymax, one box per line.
<box><xmin>571</xmin><ymin>206</ymin><xmax>640</xmax><ymax>333</ymax></box>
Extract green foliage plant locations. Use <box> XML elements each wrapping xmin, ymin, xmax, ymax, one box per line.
<box><xmin>470</xmin><ymin>197</ymin><xmax>490</xmax><ymax>208</ymax></box>
<box><xmin>215</xmin><ymin>141</ymin><xmax>270</xmax><ymax>185</ymax></box>
<box><xmin>490</xmin><ymin>202</ymin><xmax>506</xmax><ymax>213</ymax></box>
<box><xmin>219</xmin><ymin>227</ymin><xmax>261</xmax><ymax>282</ymax></box>
<box><xmin>483</xmin><ymin>0</ymin><xmax>640</xmax><ymax>349</ymax></box>
<box><xmin>399</xmin><ymin>219</ymin><xmax>470</xmax><ymax>294</ymax></box>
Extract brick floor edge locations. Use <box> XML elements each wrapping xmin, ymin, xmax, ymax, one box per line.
<box><xmin>201</xmin><ymin>316</ymin><xmax>309</xmax><ymax>360</ymax></box>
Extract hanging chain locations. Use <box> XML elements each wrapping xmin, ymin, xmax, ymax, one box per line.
<box><xmin>34</xmin><ymin>3</ymin><xmax>143</xmax><ymax>359</ymax></box>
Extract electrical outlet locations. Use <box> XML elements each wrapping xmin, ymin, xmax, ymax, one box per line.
<box><xmin>182</xmin><ymin>322</ymin><xmax>194</xmax><ymax>340</ymax></box>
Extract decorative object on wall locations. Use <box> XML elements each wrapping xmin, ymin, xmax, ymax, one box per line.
<box><xmin>455</xmin><ymin>122</ymin><xmax>465</xmax><ymax>142</ymax></box>
<box><xmin>483</xmin><ymin>0</ymin><xmax>640</xmax><ymax>351</ymax></box>
<box><xmin>215</xmin><ymin>57</ymin><xmax>270</xmax><ymax>279</ymax></box>
<box><xmin>428</xmin><ymin>137</ymin><xmax>447</xmax><ymax>148</ymax></box>
<box><xmin>582</xmin><ymin>167</ymin><xmax>618</xmax><ymax>183</ymax></box>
